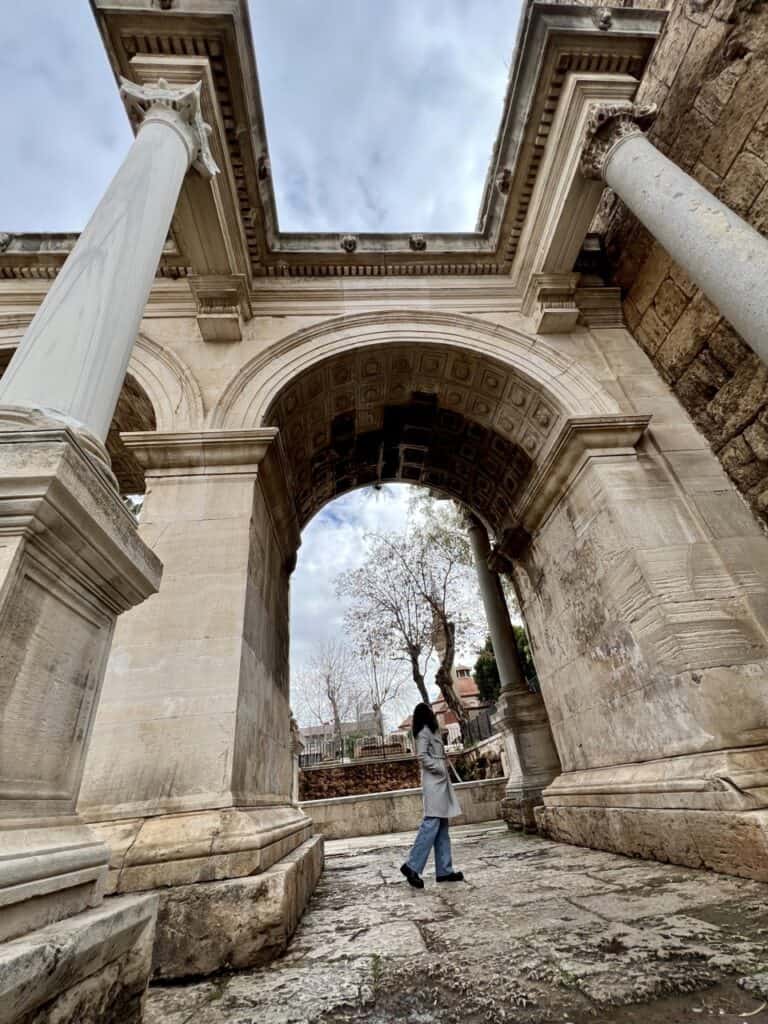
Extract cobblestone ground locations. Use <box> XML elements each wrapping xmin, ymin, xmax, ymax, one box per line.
<box><xmin>146</xmin><ymin>822</ymin><xmax>768</xmax><ymax>1024</ymax></box>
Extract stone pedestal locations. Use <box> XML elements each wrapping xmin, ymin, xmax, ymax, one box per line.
<box><xmin>0</xmin><ymin>895</ymin><xmax>158</xmax><ymax>1024</ymax></box>
<box><xmin>513</xmin><ymin>420</ymin><xmax>768</xmax><ymax>880</ymax></box>
<box><xmin>77</xmin><ymin>430</ymin><xmax>321</xmax><ymax>977</ymax></box>
<box><xmin>495</xmin><ymin>689</ymin><xmax>562</xmax><ymax>832</ymax></box>
<box><xmin>0</xmin><ymin>413</ymin><xmax>162</xmax><ymax>1021</ymax></box>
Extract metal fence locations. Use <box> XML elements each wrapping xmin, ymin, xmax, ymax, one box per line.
<box><xmin>462</xmin><ymin>706</ymin><xmax>497</xmax><ymax>747</ymax></box>
<box><xmin>298</xmin><ymin>732</ymin><xmax>413</xmax><ymax>768</ymax></box>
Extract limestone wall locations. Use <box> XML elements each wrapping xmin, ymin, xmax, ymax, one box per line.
<box><xmin>301</xmin><ymin>778</ymin><xmax>506</xmax><ymax>840</ymax></box>
<box><xmin>606</xmin><ymin>0</ymin><xmax>768</xmax><ymax>526</ymax></box>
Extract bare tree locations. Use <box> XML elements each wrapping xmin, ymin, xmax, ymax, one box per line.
<box><xmin>356</xmin><ymin>642</ymin><xmax>408</xmax><ymax>738</ymax></box>
<box><xmin>386</xmin><ymin>525</ymin><xmax>471</xmax><ymax>737</ymax></box>
<box><xmin>291</xmin><ymin>640</ymin><xmax>362</xmax><ymax>754</ymax></box>
<box><xmin>336</xmin><ymin>534</ymin><xmax>434</xmax><ymax>704</ymax></box>
<box><xmin>337</xmin><ymin>498</ymin><xmax>486</xmax><ymax>741</ymax></box>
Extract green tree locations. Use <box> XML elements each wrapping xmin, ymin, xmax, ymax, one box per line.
<box><xmin>512</xmin><ymin>624</ymin><xmax>536</xmax><ymax>684</ymax></box>
<box><xmin>473</xmin><ymin>628</ymin><xmax>538</xmax><ymax>701</ymax></box>
<box><xmin>474</xmin><ymin>637</ymin><xmax>501</xmax><ymax>703</ymax></box>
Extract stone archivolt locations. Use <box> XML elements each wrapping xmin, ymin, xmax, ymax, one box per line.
<box><xmin>211</xmin><ymin>310</ymin><xmax>618</xmax><ymax>431</ymax></box>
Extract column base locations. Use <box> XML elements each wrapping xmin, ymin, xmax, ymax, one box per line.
<box><xmin>151</xmin><ymin>835</ymin><xmax>324</xmax><ymax>979</ymax></box>
<box><xmin>500</xmin><ymin>787</ymin><xmax>546</xmax><ymax>833</ymax></box>
<box><xmin>0</xmin><ymin>893</ymin><xmax>157</xmax><ymax>1024</ymax></box>
<box><xmin>536</xmin><ymin>806</ymin><xmax>768</xmax><ymax>882</ymax></box>
<box><xmin>88</xmin><ymin>805</ymin><xmax>313</xmax><ymax>893</ymax></box>
<box><xmin>0</xmin><ymin>824</ymin><xmax>109</xmax><ymax>944</ymax></box>
<box><xmin>539</xmin><ymin>746</ymin><xmax>768</xmax><ymax>880</ymax></box>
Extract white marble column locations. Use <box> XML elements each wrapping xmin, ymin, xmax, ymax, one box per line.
<box><xmin>0</xmin><ymin>79</ymin><xmax>217</xmax><ymax>451</ymax></box>
<box><xmin>582</xmin><ymin>101</ymin><xmax>768</xmax><ymax>366</ymax></box>
<box><xmin>466</xmin><ymin>516</ymin><xmax>561</xmax><ymax>831</ymax></box>
<box><xmin>0</xmin><ymin>79</ymin><xmax>215</xmax><ymax>954</ymax></box>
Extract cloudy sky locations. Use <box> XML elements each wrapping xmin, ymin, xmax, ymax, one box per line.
<box><xmin>1</xmin><ymin>1</ymin><xmax>522</xmax><ymax>696</ymax></box>
<box><xmin>1</xmin><ymin>0</ymin><xmax>521</xmax><ymax>233</ymax></box>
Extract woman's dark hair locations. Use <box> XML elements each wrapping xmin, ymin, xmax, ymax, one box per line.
<box><xmin>412</xmin><ymin>702</ymin><xmax>438</xmax><ymax>737</ymax></box>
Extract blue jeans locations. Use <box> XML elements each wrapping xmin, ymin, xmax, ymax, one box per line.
<box><xmin>406</xmin><ymin>816</ymin><xmax>454</xmax><ymax>877</ymax></box>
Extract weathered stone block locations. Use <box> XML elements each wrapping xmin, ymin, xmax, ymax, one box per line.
<box><xmin>672</xmin><ymin>106</ymin><xmax>713</xmax><ymax>171</ymax></box>
<box><xmin>655</xmin><ymin>293</ymin><xmax>721</xmax><ymax>380</ymax></box>
<box><xmin>675</xmin><ymin>351</ymin><xmax>727</xmax><ymax>411</ymax></box>
<box><xmin>707</xmin><ymin>355</ymin><xmax>768</xmax><ymax>443</ymax></box>
<box><xmin>150</xmin><ymin>836</ymin><xmax>323</xmax><ymax>980</ymax></box>
<box><xmin>706</xmin><ymin>320</ymin><xmax>751</xmax><ymax>372</ymax></box>
<box><xmin>0</xmin><ymin>895</ymin><xmax>157</xmax><ymax>1024</ymax></box>
<box><xmin>653</xmin><ymin>278</ymin><xmax>689</xmax><ymax>330</ymax></box>
<box><xmin>717</xmin><ymin>150</ymin><xmax>768</xmax><ymax>216</ymax></box>
<box><xmin>538</xmin><ymin>806</ymin><xmax>768</xmax><ymax>883</ymax></box>
<box><xmin>636</xmin><ymin>307</ymin><xmax>668</xmax><ymax>354</ymax></box>
<box><xmin>744</xmin><ymin>419</ymin><xmax>768</xmax><ymax>459</ymax></box>
<box><xmin>627</xmin><ymin>242</ymin><xmax>672</xmax><ymax>315</ymax></box>
<box><xmin>700</xmin><ymin>59</ymin><xmax>768</xmax><ymax>176</ymax></box>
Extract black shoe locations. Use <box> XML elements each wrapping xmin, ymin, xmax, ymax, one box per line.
<box><xmin>400</xmin><ymin>863</ymin><xmax>424</xmax><ymax>889</ymax></box>
<box><xmin>436</xmin><ymin>871</ymin><xmax>464</xmax><ymax>882</ymax></box>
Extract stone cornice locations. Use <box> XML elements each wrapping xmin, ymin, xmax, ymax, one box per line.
<box><xmin>123</xmin><ymin>427</ymin><xmax>301</xmax><ymax>560</ymax></box>
<box><xmin>86</xmin><ymin>0</ymin><xmax>666</xmax><ymax>279</ymax></box>
<box><xmin>0</xmin><ymin>278</ymin><xmax>195</xmax><ymax>321</ymax></box>
<box><xmin>122</xmin><ymin>428</ymin><xmax>278</xmax><ymax>476</ymax></box>
<box><xmin>512</xmin><ymin>414</ymin><xmax>651</xmax><ymax>535</ymax></box>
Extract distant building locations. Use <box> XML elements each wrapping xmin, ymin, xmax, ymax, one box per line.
<box><xmin>395</xmin><ymin>666</ymin><xmax>492</xmax><ymax>748</ymax></box>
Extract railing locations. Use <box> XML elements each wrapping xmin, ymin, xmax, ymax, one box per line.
<box><xmin>462</xmin><ymin>706</ymin><xmax>497</xmax><ymax>747</ymax></box>
<box><xmin>298</xmin><ymin>733</ymin><xmax>413</xmax><ymax>768</ymax></box>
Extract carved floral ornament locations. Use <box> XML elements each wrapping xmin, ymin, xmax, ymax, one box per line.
<box><xmin>580</xmin><ymin>101</ymin><xmax>657</xmax><ymax>182</ymax></box>
<box><xmin>119</xmin><ymin>77</ymin><xmax>220</xmax><ymax>179</ymax></box>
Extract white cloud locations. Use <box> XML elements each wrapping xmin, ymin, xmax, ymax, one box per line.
<box><xmin>290</xmin><ymin>483</ymin><xmax>413</xmax><ymax>671</ymax></box>
<box><xmin>1</xmin><ymin>1</ymin><xmax>522</xmax><ymax>235</ymax></box>
<box><xmin>0</xmin><ymin>1</ymin><xmax>131</xmax><ymax>232</ymax></box>
<box><xmin>248</xmin><ymin>0</ymin><xmax>522</xmax><ymax>232</ymax></box>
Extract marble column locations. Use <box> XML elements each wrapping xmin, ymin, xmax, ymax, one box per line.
<box><xmin>581</xmin><ymin>101</ymin><xmax>768</xmax><ymax>366</ymax></box>
<box><xmin>466</xmin><ymin>516</ymin><xmax>561</xmax><ymax>831</ymax></box>
<box><xmin>0</xmin><ymin>79</ymin><xmax>216</xmax><ymax>1015</ymax></box>
<box><xmin>0</xmin><ymin>78</ymin><xmax>217</xmax><ymax>451</ymax></box>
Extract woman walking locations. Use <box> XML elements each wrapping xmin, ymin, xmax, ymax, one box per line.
<box><xmin>400</xmin><ymin>702</ymin><xmax>465</xmax><ymax>889</ymax></box>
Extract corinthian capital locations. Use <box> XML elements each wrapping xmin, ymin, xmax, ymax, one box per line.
<box><xmin>120</xmin><ymin>77</ymin><xmax>219</xmax><ymax>179</ymax></box>
<box><xmin>580</xmin><ymin>102</ymin><xmax>657</xmax><ymax>181</ymax></box>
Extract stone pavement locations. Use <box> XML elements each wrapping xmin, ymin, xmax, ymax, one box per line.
<box><xmin>145</xmin><ymin>822</ymin><xmax>768</xmax><ymax>1024</ymax></box>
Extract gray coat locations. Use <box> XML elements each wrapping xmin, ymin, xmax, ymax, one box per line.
<box><xmin>416</xmin><ymin>726</ymin><xmax>462</xmax><ymax>819</ymax></box>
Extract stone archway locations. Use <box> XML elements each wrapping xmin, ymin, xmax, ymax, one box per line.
<box><xmin>75</xmin><ymin>310</ymin><xmax>768</xmax><ymax>980</ymax></box>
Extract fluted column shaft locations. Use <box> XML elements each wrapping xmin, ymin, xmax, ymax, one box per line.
<box><xmin>0</xmin><ymin>80</ymin><xmax>217</xmax><ymax>446</ymax></box>
<box><xmin>582</xmin><ymin>102</ymin><xmax>768</xmax><ymax>366</ymax></box>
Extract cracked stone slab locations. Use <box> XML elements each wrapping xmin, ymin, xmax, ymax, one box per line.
<box><xmin>144</xmin><ymin>821</ymin><xmax>768</xmax><ymax>1024</ymax></box>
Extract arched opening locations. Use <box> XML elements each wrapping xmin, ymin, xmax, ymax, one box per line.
<box><xmin>107</xmin><ymin>372</ymin><xmax>157</xmax><ymax>495</ymax></box>
<box><xmin>0</xmin><ymin>345</ymin><xmax>157</xmax><ymax>495</ymax></box>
